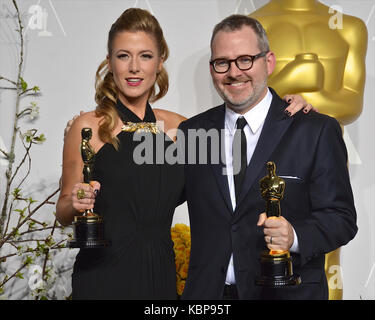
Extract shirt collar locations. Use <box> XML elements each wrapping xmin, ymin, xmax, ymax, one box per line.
<box><xmin>225</xmin><ymin>88</ymin><xmax>272</xmax><ymax>135</ymax></box>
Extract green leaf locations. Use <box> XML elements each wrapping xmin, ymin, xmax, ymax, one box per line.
<box><xmin>16</xmin><ymin>272</ymin><xmax>24</xmax><ymax>279</ymax></box>
<box><xmin>32</xmin><ymin>133</ymin><xmax>46</xmax><ymax>144</ymax></box>
<box><xmin>20</xmin><ymin>77</ymin><xmax>27</xmax><ymax>91</ymax></box>
<box><xmin>12</xmin><ymin>188</ymin><xmax>21</xmax><ymax>197</ymax></box>
<box><xmin>11</xmin><ymin>227</ymin><xmax>20</xmax><ymax>237</ymax></box>
<box><xmin>45</xmin><ymin>237</ymin><xmax>55</xmax><ymax>247</ymax></box>
<box><xmin>14</xmin><ymin>208</ymin><xmax>26</xmax><ymax>216</ymax></box>
<box><xmin>28</xmin><ymin>197</ymin><xmax>38</xmax><ymax>204</ymax></box>
<box><xmin>28</xmin><ymin>221</ymin><xmax>36</xmax><ymax>230</ymax></box>
<box><xmin>23</xmin><ymin>130</ymin><xmax>34</xmax><ymax>143</ymax></box>
<box><xmin>24</xmin><ymin>256</ymin><xmax>34</xmax><ymax>265</ymax></box>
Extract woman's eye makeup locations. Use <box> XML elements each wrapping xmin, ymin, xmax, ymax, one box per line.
<box><xmin>115</xmin><ymin>51</ymin><xmax>154</xmax><ymax>60</ymax></box>
<box><xmin>141</xmin><ymin>53</ymin><xmax>153</xmax><ymax>59</ymax></box>
<box><xmin>117</xmin><ymin>53</ymin><xmax>129</xmax><ymax>59</ymax></box>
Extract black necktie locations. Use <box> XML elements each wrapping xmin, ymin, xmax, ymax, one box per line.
<box><xmin>233</xmin><ymin>117</ymin><xmax>247</xmax><ymax>204</ymax></box>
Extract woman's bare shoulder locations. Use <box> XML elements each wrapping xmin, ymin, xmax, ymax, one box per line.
<box><xmin>72</xmin><ymin>111</ymin><xmax>100</xmax><ymax>127</ymax></box>
<box><xmin>153</xmin><ymin>108</ymin><xmax>187</xmax><ymax>141</ymax></box>
<box><xmin>154</xmin><ymin>108</ymin><xmax>187</xmax><ymax>126</ymax></box>
<box><xmin>64</xmin><ymin>110</ymin><xmax>104</xmax><ymax>146</ymax></box>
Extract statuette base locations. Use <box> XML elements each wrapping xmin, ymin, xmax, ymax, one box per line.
<box><xmin>68</xmin><ymin>215</ymin><xmax>111</xmax><ymax>249</ymax></box>
<box><xmin>255</xmin><ymin>250</ymin><xmax>301</xmax><ymax>287</ymax></box>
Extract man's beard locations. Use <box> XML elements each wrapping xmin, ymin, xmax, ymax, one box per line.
<box><xmin>216</xmin><ymin>75</ymin><xmax>268</xmax><ymax>113</ymax></box>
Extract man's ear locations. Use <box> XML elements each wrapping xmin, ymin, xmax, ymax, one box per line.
<box><xmin>209</xmin><ymin>60</ymin><xmax>216</xmax><ymax>78</ymax></box>
<box><xmin>266</xmin><ymin>51</ymin><xmax>276</xmax><ymax>76</ymax></box>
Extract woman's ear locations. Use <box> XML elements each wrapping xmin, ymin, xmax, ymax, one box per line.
<box><xmin>157</xmin><ymin>56</ymin><xmax>164</xmax><ymax>74</ymax></box>
<box><xmin>107</xmin><ymin>54</ymin><xmax>112</xmax><ymax>73</ymax></box>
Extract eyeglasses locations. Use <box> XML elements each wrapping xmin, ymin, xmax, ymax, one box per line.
<box><xmin>210</xmin><ymin>51</ymin><xmax>268</xmax><ymax>74</ymax></box>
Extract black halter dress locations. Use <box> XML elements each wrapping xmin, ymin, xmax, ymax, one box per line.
<box><xmin>72</xmin><ymin>100</ymin><xmax>185</xmax><ymax>299</ymax></box>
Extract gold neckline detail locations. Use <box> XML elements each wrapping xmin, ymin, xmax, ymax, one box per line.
<box><xmin>121</xmin><ymin>121</ymin><xmax>160</xmax><ymax>134</ymax></box>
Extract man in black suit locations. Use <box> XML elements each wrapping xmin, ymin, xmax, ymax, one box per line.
<box><xmin>178</xmin><ymin>14</ymin><xmax>357</xmax><ymax>299</ymax></box>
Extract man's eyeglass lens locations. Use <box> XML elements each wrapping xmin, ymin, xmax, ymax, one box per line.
<box><xmin>211</xmin><ymin>52</ymin><xmax>268</xmax><ymax>73</ymax></box>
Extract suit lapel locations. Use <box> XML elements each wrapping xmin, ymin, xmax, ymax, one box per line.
<box><xmin>206</xmin><ymin>104</ymin><xmax>234</xmax><ymax>213</ymax></box>
<box><xmin>236</xmin><ymin>89</ymin><xmax>294</xmax><ymax>208</ymax></box>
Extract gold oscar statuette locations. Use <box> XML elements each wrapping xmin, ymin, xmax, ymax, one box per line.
<box><xmin>255</xmin><ymin>161</ymin><xmax>300</xmax><ymax>287</ymax></box>
<box><xmin>250</xmin><ymin>0</ymin><xmax>367</xmax><ymax>298</ymax></box>
<box><xmin>68</xmin><ymin>128</ymin><xmax>110</xmax><ymax>248</ymax></box>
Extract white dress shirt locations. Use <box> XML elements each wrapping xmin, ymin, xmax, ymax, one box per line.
<box><xmin>224</xmin><ymin>88</ymin><xmax>299</xmax><ymax>284</ymax></box>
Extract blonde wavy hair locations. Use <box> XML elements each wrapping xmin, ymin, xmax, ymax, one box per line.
<box><xmin>94</xmin><ymin>8</ymin><xmax>169</xmax><ymax>149</ymax></box>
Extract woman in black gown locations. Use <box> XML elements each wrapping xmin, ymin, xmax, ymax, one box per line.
<box><xmin>56</xmin><ymin>8</ymin><xmax>186</xmax><ymax>299</ymax></box>
<box><xmin>57</xmin><ymin>8</ymin><xmax>313</xmax><ymax>299</ymax></box>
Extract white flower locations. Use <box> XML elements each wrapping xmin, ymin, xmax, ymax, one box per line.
<box><xmin>29</xmin><ymin>102</ymin><xmax>39</xmax><ymax>120</ymax></box>
<box><xmin>28</xmin><ymin>264</ymin><xmax>43</xmax><ymax>290</ymax></box>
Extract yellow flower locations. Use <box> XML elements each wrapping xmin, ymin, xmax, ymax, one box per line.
<box><xmin>177</xmin><ymin>279</ymin><xmax>186</xmax><ymax>296</ymax></box>
<box><xmin>179</xmin><ymin>264</ymin><xmax>188</xmax><ymax>279</ymax></box>
<box><xmin>171</xmin><ymin>223</ymin><xmax>191</xmax><ymax>296</ymax></box>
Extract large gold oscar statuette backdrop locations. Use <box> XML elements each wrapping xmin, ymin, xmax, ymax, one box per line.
<box><xmin>68</xmin><ymin>128</ymin><xmax>111</xmax><ymax>248</ymax></box>
<box><xmin>250</xmin><ymin>0</ymin><xmax>367</xmax><ymax>299</ymax></box>
<box><xmin>256</xmin><ymin>162</ymin><xmax>301</xmax><ymax>287</ymax></box>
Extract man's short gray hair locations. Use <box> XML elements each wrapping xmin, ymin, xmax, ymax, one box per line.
<box><xmin>210</xmin><ymin>14</ymin><xmax>270</xmax><ymax>53</ymax></box>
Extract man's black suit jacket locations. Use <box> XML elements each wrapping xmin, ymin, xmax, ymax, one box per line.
<box><xmin>178</xmin><ymin>88</ymin><xmax>357</xmax><ymax>300</ymax></box>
